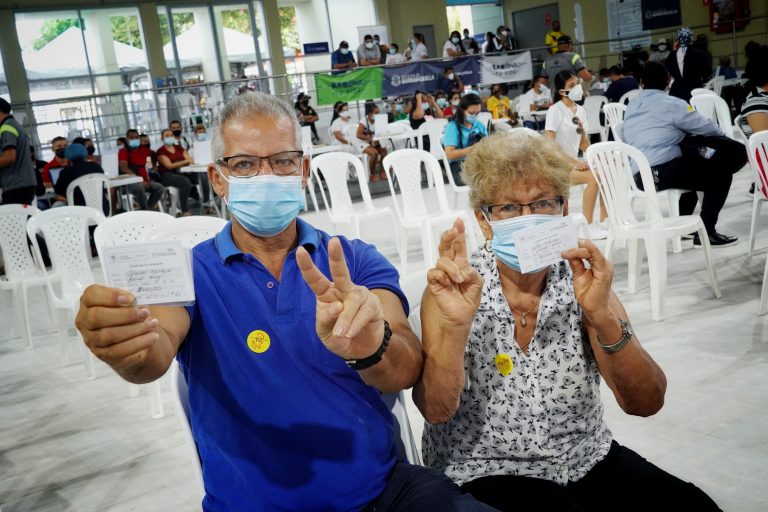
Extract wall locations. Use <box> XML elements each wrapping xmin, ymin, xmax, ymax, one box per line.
<box><xmin>383</xmin><ymin>0</ymin><xmax>450</xmax><ymax>56</ymax></box>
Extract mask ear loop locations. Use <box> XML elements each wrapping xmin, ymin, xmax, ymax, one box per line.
<box><xmin>481</xmin><ymin>209</ymin><xmax>493</xmax><ymax>252</ymax></box>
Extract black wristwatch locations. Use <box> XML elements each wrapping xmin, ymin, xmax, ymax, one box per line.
<box><xmin>344</xmin><ymin>320</ymin><xmax>391</xmax><ymax>371</ymax></box>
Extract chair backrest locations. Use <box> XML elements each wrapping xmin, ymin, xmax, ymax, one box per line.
<box><xmin>618</xmin><ymin>88</ymin><xmax>640</xmax><ymax>105</ymax></box>
<box><xmin>506</xmin><ymin>127</ymin><xmax>541</xmax><ymax>137</ymax></box>
<box><xmin>169</xmin><ymin>360</ymin><xmax>206</xmax><ymax>493</ymax></box>
<box><xmin>94</xmin><ymin>212</ymin><xmax>175</xmax><ymax>276</ymax></box>
<box><xmin>0</xmin><ymin>204</ymin><xmax>42</xmax><ymax>281</ymax></box>
<box><xmin>733</xmin><ymin>114</ymin><xmax>749</xmax><ymax>144</ymax></box>
<box><xmin>26</xmin><ymin>206</ymin><xmax>105</xmax><ymax>305</ymax></box>
<box><xmin>476</xmin><ymin>112</ymin><xmax>492</xmax><ymax>133</ymax></box>
<box><xmin>381</xmin><ymin>391</ymin><xmax>423</xmax><ymax>465</ymax></box>
<box><xmin>193</xmin><ymin>140</ymin><xmax>213</xmax><ymax>166</ymax></box>
<box><xmin>144</xmin><ymin>215</ymin><xmax>228</xmax><ymax>248</ymax></box>
<box><xmin>373</xmin><ymin>114</ymin><xmax>389</xmax><ymax>135</ymax></box>
<box><xmin>747</xmin><ymin>131</ymin><xmax>768</xmax><ymax>201</ymax></box>
<box><xmin>417</xmin><ymin>118</ymin><xmax>448</xmax><ymax>153</ymax></box>
<box><xmin>586</xmin><ymin>142</ymin><xmax>664</xmax><ymax>230</ymax></box>
<box><xmin>400</xmin><ymin>268</ymin><xmax>428</xmax><ymax>311</ymax></box>
<box><xmin>100</xmin><ymin>150</ymin><xmax>119</xmax><ymax>177</ymax></box>
<box><xmin>691</xmin><ymin>87</ymin><xmax>716</xmax><ymax>97</ymax></box>
<box><xmin>583</xmin><ymin>95</ymin><xmax>607</xmax><ymax>135</ymax></box>
<box><xmin>612</xmin><ymin>121</ymin><xmax>624</xmax><ymax>143</ymax></box>
<box><xmin>690</xmin><ymin>94</ymin><xmax>735</xmax><ymax>139</ymax></box>
<box><xmin>382</xmin><ymin>149</ymin><xmax>450</xmax><ymax>221</ymax></box>
<box><xmin>301</xmin><ymin>125</ymin><xmax>312</xmax><ymax>154</ymax></box>
<box><xmin>67</xmin><ymin>174</ymin><xmax>110</xmax><ymax>214</ymax></box>
<box><xmin>603</xmin><ymin>103</ymin><xmax>626</xmax><ymax>128</ymax></box>
<box><xmin>705</xmin><ymin>75</ymin><xmax>725</xmax><ymax>96</ymax></box>
<box><xmin>311</xmin><ymin>152</ymin><xmax>371</xmax><ymax>218</ymax></box>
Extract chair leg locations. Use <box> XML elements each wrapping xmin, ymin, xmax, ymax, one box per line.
<box><xmin>19</xmin><ymin>283</ymin><xmax>33</xmax><ymax>349</ymax></box>
<box><xmin>667</xmin><ymin>192</ymin><xmax>683</xmax><ymax>254</ymax></box>
<box><xmin>82</xmin><ymin>341</ymin><xmax>96</xmax><ymax>380</ymax></box>
<box><xmin>645</xmin><ymin>237</ymin><xmax>667</xmax><ymax>321</ymax></box>
<box><xmin>149</xmin><ymin>380</ymin><xmax>164</xmax><ymax>419</ymax></box>
<box><xmin>698</xmin><ymin>225</ymin><xmax>722</xmax><ymax>299</ymax></box>
<box><xmin>747</xmin><ymin>195</ymin><xmax>762</xmax><ymax>265</ymax></box>
<box><xmin>760</xmin><ymin>254</ymin><xmax>768</xmax><ymax>316</ymax></box>
<box><xmin>627</xmin><ymin>239</ymin><xmax>643</xmax><ymax>295</ymax></box>
<box><xmin>58</xmin><ymin>309</ymin><xmax>69</xmax><ymax>367</ymax></box>
<box><xmin>420</xmin><ymin>222</ymin><xmax>435</xmax><ymax>269</ymax></box>
<box><xmin>399</xmin><ymin>229</ymin><xmax>409</xmax><ymax>273</ymax></box>
<box><xmin>128</xmin><ymin>383</ymin><xmax>140</xmax><ymax>397</ymax></box>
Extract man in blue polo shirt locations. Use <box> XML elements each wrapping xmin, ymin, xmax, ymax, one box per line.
<box><xmin>331</xmin><ymin>40</ymin><xmax>356</xmax><ymax>75</ymax></box>
<box><xmin>76</xmin><ymin>92</ymin><xmax>497</xmax><ymax>512</ymax></box>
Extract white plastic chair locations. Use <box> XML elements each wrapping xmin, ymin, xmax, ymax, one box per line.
<box><xmin>301</xmin><ymin>125</ymin><xmax>322</xmax><ymax>212</ymax></box>
<box><xmin>425</xmin><ymin>119</ymin><xmax>469</xmax><ymax>207</ymax></box>
<box><xmin>690</xmin><ymin>94</ymin><xmax>736</xmax><ymax>139</ymax></box>
<box><xmin>618</xmin><ymin>88</ymin><xmax>640</xmax><ymax>105</ymax></box>
<box><xmin>94</xmin><ymin>211</ymin><xmax>175</xmax><ymax>418</ymax></box>
<box><xmin>170</xmin><ymin>359</ymin><xmax>206</xmax><ymax>495</ymax></box>
<box><xmin>0</xmin><ymin>205</ymin><xmax>56</xmax><ymax>348</ymax></box>
<box><xmin>382</xmin><ymin>149</ymin><xmax>476</xmax><ymax>271</ymax></box>
<box><xmin>311</xmin><ymin>152</ymin><xmax>401</xmax><ymax>258</ymax></box>
<box><xmin>416</xmin><ymin>120</ymin><xmax>450</xmax><ymax>189</ymax></box>
<box><xmin>144</xmin><ymin>215</ymin><xmax>227</xmax><ymax>248</ymax></box>
<box><xmin>27</xmin><ymin>206</ymin><xmax>106</xmax><ymax>378</ymax></box>
<box><xmin>704</xmin><ymin>75</ymin><xmax>725</xmax><ymax>96</ymax></box>
<box><xmin>733</xmin><ymin>114</ymin><xmax>749</xmax><ymax>145</ymax></box>
<box><xmin>691</xmin><ymin>88</ymin><xmax>717</xmax><ymax>97</ymax></box>
<box><xmin>506</xmin><ymin>127</ymin><xmax>541</xmax><ymax>138</ymax></box>
<box><xmin>584</xmin><ymin>95</ymin><xmax>607</xmax><ymax>141</ymax></box>
<box><xmin>476</xmin><ymin>112</ymin><xmax>493</xmax><ymax>134</ymax></box>
<box><xmin>585</xmin><ymin>142</ymin><xmax>721</xmax><ymax>321</ymax></box>
<box><xmin>603</xmin><ymin>103</ymin><xmax>626</xmax><ymax>141</ymax></box>
<box><xmin>746</xmin><ymin>132</ymin><xmax>768</xmax><ymax>275</ymax></box>
<box><xmin>67</xmin><ymin>174</ymin><xmax>111</xmax><ymax>215</ymax></box>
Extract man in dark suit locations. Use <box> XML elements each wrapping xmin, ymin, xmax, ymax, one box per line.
<box><xmin>666</xmin><ymin>27</ymin><xmax>712</xmax><ymax>102</ymax></box>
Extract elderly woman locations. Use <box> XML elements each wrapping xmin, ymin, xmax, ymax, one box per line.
<box><xmin>413</xmin><ymin>132</ymin><xmax>722</xmax><ymax>511</ymax></box>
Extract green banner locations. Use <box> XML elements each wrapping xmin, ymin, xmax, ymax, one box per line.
<box><xmin>315</xmin><ymin>67</ymin><xmax>383</xmax><ymax>106</ymax></box>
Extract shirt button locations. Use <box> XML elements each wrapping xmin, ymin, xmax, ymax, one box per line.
<box><xmin>267</xmin><ymin>282</ymin><xmax>274</xmax><ymax>289</ymax></box>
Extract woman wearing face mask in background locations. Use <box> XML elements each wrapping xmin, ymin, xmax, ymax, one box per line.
<box><xmin>442</xmin><ymin>93</ymin><xmax>487</xmax><ymax>187</ymax></box>
<box><xmin>443</xmin><ymin>91</ymin><xmax>462</xmax><ymax>118</ymax></box>
<box><xmin>443</xmin><ymin>31</ymin><xmax>467</xmax><ymax>58</ymax></box>
<box><xmin>155</xmin><ymin>128</ymin><xmax>195</xmax><ymax>216</ymax></box>
<box><xmin>355</xmin><ymin>102</ymin><xmax>389</xmax><ymax>182</ymax></box>
<box><xmin>385</xmin><ymin>43</ymin><xmax>407</xmax><ymax>65</ymax></box>
<box><xmin>434</xmin><ymin>92</ymin><xmax>450</xmax><ymax>117</ymax></box>
<box><xmin>409</xmin><ymin>33</ymin><xmax>429</xmax><ymax>61</ymax></box>
<box><xmin>517</xmin><ymin>76</ymin><xmax>551</xmax><ymax>130</ymax></box>
<box><xmin>410</xmin><ymin>91</ymin><xmax>444</xmax><ymax>152</ymax></box>
<box><xmin>438</xmin><ymin>67</ymin><xmax>464</xmax><ymax>97</ymax></box>
<box><xmin>544</xmin><ymin>70</ymin><xmax>607</xmax><ymax>239</ymax></box>
<box><xmin>329</xmin><ymin>102</ymin><xmax>356</xmax><ymax>154</ymax></box>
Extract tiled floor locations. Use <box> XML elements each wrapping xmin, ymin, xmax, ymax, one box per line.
<box><xmin>1</xmin><ymin>165</ymin><xmax>767</xmax><ymax>511</ymax></box>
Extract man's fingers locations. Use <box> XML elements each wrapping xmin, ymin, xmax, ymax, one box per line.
<box><xmin>92</xmin><ymin>332</ymin><xmax>158</xmax><ymax>365</ymax></box>
<box><xmin>296</xmin><ymin>246</ymin><xmax>333</xmax><ymax>298</ymax></box>
<box><xmin>79</xmin><ymin>305</ymin><xmax>151</xmax><ymax>333</ymax></box>
<box><xmin>87</xmin><ymin>316</ymin><xmax>159</xmax><ymax>349</ymax></box>
<box><xmin>332</xmin><ymin>287</ymin><xmax>368</xmax><ymax>338</ymax></box>
<box><xmin>345</xmin><ymin>293</ymin><xmax>383</xmax><ymax>340</ymax></box>
<box><xmin>328</xmin><ymin>238</ymin><xmax>355</xmax><ymax>293</ymax></box>
<box><xmin>80</xmin><ymin>284</ymin><xmax>135</xmax><ymax>309</ymax></box>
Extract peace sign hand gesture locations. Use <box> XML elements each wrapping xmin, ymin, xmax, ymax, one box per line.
<box><xmin>296</xmin><ymin>238</ymin><xmax>384</xmax><ymax>360</ymax></box>
<box><xmin>427</xmin><ymin>218</ymin><xmax>484</xmax><ymax>328</ymax></box>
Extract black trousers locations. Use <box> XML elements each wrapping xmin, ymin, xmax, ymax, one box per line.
<box><xmin>1</xmin><ymin>185</ymin><xmax>36</xmax><ymax>205</ymax></box>
<box><xmin>159</xmin><ymin>171</ymin><xmax>192</xmax><ymax>213</ymax></box>
<box><xmin>461</xmin><ymin>441</ymin><xmax>721</xmax><ymax>512</ymax></box>
<box><xmin>634</xmin><ymin>135</ymin><xmax>746</xmax><ymax>233</ymax></box>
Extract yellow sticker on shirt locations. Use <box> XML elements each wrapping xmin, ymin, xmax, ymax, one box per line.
<box><xmin>495</xmin><ymin>354</ymin><xmax>513</xmax><ymax>376</ymax></box>
<box><xmin>247</xmin><ymin>330</ymin><xmax>271</xmax><ymax>353</ymax></box>
<box><xmin>687</xmin><ymin>105</ymin><xmax>696</xmax><ymax>112</ymax></box>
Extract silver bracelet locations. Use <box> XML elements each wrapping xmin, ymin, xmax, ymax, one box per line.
<box><xmin>597</xmin><ymin>319</ymin><xmax>633</xmax><ymax>354</ymax></box>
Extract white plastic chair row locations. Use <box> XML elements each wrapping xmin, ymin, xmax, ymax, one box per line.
<box><xmin>690</xmin><ymin>93</ymin><xmax>736</xmax><ymax>140</ymax></box>
<box><xmin>744</xmin><ymin>132</ymin><xmax>768</xmax><ymax>315</ymax></box>
<box><xmin>586</xmin><ymin>142</ymin><xmax>721</xmax><ymax>321</ymax></box>
<box><xmin>603</xmin><ymin>103</ymin><xmax>626</xmax><ymax>141</ymax></box>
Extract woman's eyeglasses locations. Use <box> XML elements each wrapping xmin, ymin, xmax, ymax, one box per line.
<box><xmin>572</xmin><ymin>116</ymin><xmax>584</xmax><ymax>135</ymax></box>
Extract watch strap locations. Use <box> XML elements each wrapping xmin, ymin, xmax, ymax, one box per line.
<box><xmin>345</xmin><ymin>319</ymin><xmax>391</xmax><ymax>371</ymax></box>
<box><xmin>597</xmin><ymin>318</ymin><xmax>633</xmax><ymax>353</ymax></box>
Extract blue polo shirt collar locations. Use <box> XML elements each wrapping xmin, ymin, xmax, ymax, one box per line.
<box><xmin>214</xmin><ymin>218</ymin><xmax>319</xmax><ymax>263</ymax></box>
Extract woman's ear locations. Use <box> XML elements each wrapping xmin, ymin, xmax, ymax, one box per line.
<box><xmin>562</xmin><ymin>199</ymin><xmax>569</xmax><ymax>217</ymax></box>
<box><xmin>475</xmin><ymin>209</ymin><xmax>493</xmax><ymax>240</ymax></box>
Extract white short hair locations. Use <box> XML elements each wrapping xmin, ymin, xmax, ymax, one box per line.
<box><xmin>211</xmin><ymin>91</ymin><xmax>302</xmax><ymax>162</ymax></box>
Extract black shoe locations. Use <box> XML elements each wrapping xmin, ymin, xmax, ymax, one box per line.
<box><xmin>693</xmin><ymin>231</ymin><xmax>739</xmax><ymax>248</ymax></box>
<box><xmin>682</xmin><ymin>232</ymin><xmax>696</xmax><ymax>240</ymax></box>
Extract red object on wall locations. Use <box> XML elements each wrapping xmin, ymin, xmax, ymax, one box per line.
<box><xmin>545</xmin><ymin>13</ymin><xmax>552</xmax><ymax>25</ymax></box>
<box><xmin>709</xmin><ymin>0</ymin><xmax>750</xmax><ymax>33</ymax></box>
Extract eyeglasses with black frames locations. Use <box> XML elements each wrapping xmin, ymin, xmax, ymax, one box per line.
<box><xmin>216</xmin><ymin>151</ymin><xmax>304</xmax><ymax>177</ymax></box>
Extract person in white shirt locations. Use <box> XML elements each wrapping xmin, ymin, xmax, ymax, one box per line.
<box><xmin>544</xmin><ymin>70</ymin><xmax>607</xmax><ymax>239</ymax></box>
<box><xmin>517</xmin><ymin>76</ymin><xmax>552</xmax><ymax>130</ymax></box>
<box><xmin>328</xmin><ymin>102</ymin><xmax>355</xmax><ymax>154</ymax></box>
<box><xmin>482</xmin><ymin>32</ymin><xmax>501</xmax><ymax>54</ymax></box>
<box><xmin>410</xmin><ymin>33</ymin><xmax>429</xmax><ymax>61</ymax></box>
<box><xmin>385</xmin><ymin>43</ymin><xmax>407</xmax><ymax>65</ymax></box>
<box><xmin>443</xmin><ymin>31</ymin><xmax>466</xmax><ymax>58</ymax></box>
<box><xmin>355</xmin><ymin>101</ymin><xmax>388</xmax><ymax>181</ymax></box>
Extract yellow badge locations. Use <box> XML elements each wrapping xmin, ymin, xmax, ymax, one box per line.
<box><xmin>687</xmin><ymin>105</ymin><xmax>696</xmax><ymax>112</ymax></box>
<box><xmin>247</xmin><ymin>330</ymin><xmax>271</xmax><ymax>353</ymax></box>
<box><xmin>495</xmin><ymin>354</ymin><xmax>513</xmax><ymax>376</ymax></box>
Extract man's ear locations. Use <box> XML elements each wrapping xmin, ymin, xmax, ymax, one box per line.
<box><xmin>300</xmin><ymin>156</ymin><xmax>310</xmax><ymax>189</ymax></box>
<box><xmin>208</xmin><ymin>164</ymin><xmax>227</xmax><ymax>199</ymax></box>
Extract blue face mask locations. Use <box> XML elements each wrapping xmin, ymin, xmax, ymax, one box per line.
<box><xmin>197</xmin><ymin>133</ymin><xmax>207</xmax><ymax>141</ymax></box>
<box><xmin>466</xmin><ymin>113</ymin><xmax>478</xmax><ymax>122</ymax></box>
<box><xmin>224</xmin><ymin>174</ymin><xmax>305</xmax><ymax>237</ymax></box>
<box><xmin>488</xmin><ymin>214</ymin><xmax>560</xmax><ymax>273</ymax></box>
<box><xmin>128</xmin><ymin>139</ymin><xmax>140</xmax><ymax>149</ymax></box>
<box><xmin>422</xmin><ymin>102</ymin><xmax>430</xmax><ymax>110</ymax></box>
<box><xmin>164</xmin><ymin>137</ymin><xmax>176</xmax><ymax>146</ymax></box>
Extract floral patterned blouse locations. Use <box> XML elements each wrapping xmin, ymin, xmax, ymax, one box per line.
<box><xmin>422</xmin><ymin>249</ymin><xmax>613</xmax><ymax>486</ymax></box>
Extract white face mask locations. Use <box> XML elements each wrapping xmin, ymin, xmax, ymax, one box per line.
<box><xmin>538</xmin><ymin>84</ymin><xmax>549</xmax><ymax>95</ymax></box>
<box><xmin>447</xmin><ymin>73</ymin><xmax>455</xmax><ymax>81</ymax></box>
<box><xmin>501</xmin><ymin>30</ymin><xmax>508</xmax><ymax>36</ymax></box>
<box><xmin>340</xmin><ymin>111</ymin><xmax>350</xmax><ymax>119</ymax></box>
<box><xmin>564</xmin><ymin>83</ymin><xmax>583</xmax><ymax>102</ymax></box>
<box><xmin>365</xmin><ymin>42</ymin><xmax>374</xmax><ymax>49</ymax></box>
<box><xmin>451</xmin><ymin>37</ymin><xmax>460</xmax><ymax>44</ymax></box>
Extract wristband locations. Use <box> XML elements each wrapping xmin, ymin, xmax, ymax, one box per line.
<box><xmin>344</xmin><ymin>320</ymin><xmax>391</xmax><ymax>371</ymax></box>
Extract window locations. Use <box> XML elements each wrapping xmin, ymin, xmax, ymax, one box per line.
<box><xmin>0</xmin><ymin>50</ymin><xmax>8</xmax><ymax>101</ymax></box>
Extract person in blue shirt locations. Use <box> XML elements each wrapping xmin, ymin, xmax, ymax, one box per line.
<box><xmin>437</xmin><ymin>67</ymin><xmax>464</xmax><ymax>97</ymax></box>
<box><xmin>331</xmin><ymin>40</ymin><xmax>356</xmax><ymax>75</ymax></box>
<box><xmin>621</xmin><ymin>61</ymin><xmax>747</xmax><ymax>248</ymax></box>
<box><xmin>604</xmin><ymin>66</ymin><xmax>639</xmax><ymax>103</ymax></box>
<box><xmin>443</xmin><ymin>93</ymin><xmax>488</xmax><ymax>186</ymax></box>
<box><xmin>75</xmin><ymin>91</ymin><xmax>498</xmax><ymax>512</ymax></box>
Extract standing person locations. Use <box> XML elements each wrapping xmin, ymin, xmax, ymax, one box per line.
<box><xmin>443</xmin><ymin>31</ymin><xmax>466</xmax><ymax>58</ymax></box>
<box><xmin>331</xmin><ymin>41</ymin><xmax>356</xmax><ymax>74</ymax></box>
<box><xmin>442</xmin><ymin>93</ymin><xmax>487</xmax><ymax>186</ymax></box>
<box><xmin>542</xmin><ymin>35</ymin><xmax>593</xmax><ymax>86</ymax></box>
<box><xmin>461</xmin><ymin>28</ymin><xmax>473</xmax><ymax>50</ymax></box>
<box><xmin>496</xmin><ymin>26</ymin><xmax>512</xmax><ymax>51</ymax></box>
<box><xmin>666</xmin><ymin>27</ymin><xmax>713</xmax><ymax>102</ymax></box>
<box><xmin>517</xmin><ymin>76</ymin><xmax>551</xmax><ymax>130</ymax></box>
<box><xmin>294</xmin><ymin>92</ymin><xmax>320</xmax><ymax>145</ymax></box>
<box><xmin>0</xmin><ymin>98</ymin><xmax>37</xmax><ymax>205</ymax></box>
<box><xmin>622</xmin><ymin>62</ymin><xmax>746</xmax><ymax>247</ymax></box>
<box><xmin>385</xmin><ymin>43</ymin><xmax>407</xmax><ymax>65</ymax></box>
<box><xmin>41</xmin><ymin>136</ymin><xmax>69</xmax><ymax>186</ymax></box>
<box><xmin>75</xmin><ymin>91</ymin><xmax>498</xmax><ymax>512</ymax></box>
<box><xmin>356</xmin><ymin>102</ymin><xmax>388</xmax><ymax>182</ymax></box>
<box><xmin>118</xmin><ymin>129</ymin><xmax>164</xmax><ymax>211</ymax></box>
<box><xmin>604</xmin><ymin>66</ymin><xmax>639</xmax><ymax>103</ymax></box>
<box><xmin>410</xmin><ymin>33</ymin><xmax>429</xmax><ymax>61</ymax></box>
<box><xmin>482</xmin><ymin>32</ymin><xmax>501</xmax><ymax>54</ymax></box>
<box><xmin>544</xmin><ymin>70</ymin><xmax>607</xmax><ymax>239</ymax></box>
<box><xmin>416</xmin><ymin>132</ymin><xmax>722</xmax><ymax>512</ymax></box>
<box><xmin>156</xmin><ymin>128</ymin><xmax>194</xmax><ymax>217</ymax></box>
<box><xmin>53</xmin><ymin>143</ymin><xmax>109</xmax><ymax>215</ymax></box>
<box><xmin>438</xmin><ymin>67</ymin><xmax>464</xmax><ymax>96</ymax></box>
<box><xmin>357</xmin><ymin>34</ymin><xmax>381</xmax><ymax>67</ymax></box>
<box><xmin>545</xmin><ymin>20</ymin><xmax>563</xmax><ymax>54</ymax></box>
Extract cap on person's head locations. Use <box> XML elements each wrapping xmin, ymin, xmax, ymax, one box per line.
<box><xmin>65</xmin><ymin>143</ymin><xmax>88</xmax><ymax>162</ymax></box>
<box><xmin>297</xmin><ymin>92</ymin><xmax>311</xmax><ymax>101</ymax></box>
<box><xmin>557</xmin><ymin>35</ymin><xmax>572</xmax><ymax>45</ymax></box>
<box><xmin>0</xmin><ymin>98</ymin><xmax>10</xmax><ymax>114</ymax></box>
<box><xmin>340</xmin><ymin>41</ymin><xmax>349</xmax><ymax>49</ymax></box>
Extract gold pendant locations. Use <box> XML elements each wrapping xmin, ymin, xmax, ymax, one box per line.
<box><xmin>520</xmin><ymin>314</ymin><xmax>528</xmax><ymax>328</ymax></box>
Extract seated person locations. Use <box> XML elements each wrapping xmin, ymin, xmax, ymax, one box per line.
<box><xmin>194</xmin><ymin>124</ymin><xmax>208</xmax><ymax>142</ymax></box>
<box><xmin>443</xmin><ymin>91</ymin><xmax>462</xmax><ymax>118</ymax></box>
<box><xmin>328</xmin><ymin>101</ymin><xmax>356</xmax><ymax>153</ymax></box>
<box><xmin>385</xmin><ymin>43</ymin><xmax>407</xmax><ymax>65</ymax></box>
<box><xmin>42</xmin><ymin>136</ymin><xmax>69</xmax><ymax>186</ymax></box>
<box><xmin>739</xmin><ymin>47</ymin><xmax>768</xmax><ymax>138</ymax></box>
<box><xmin>294</xmin><ymin>93</ymin><xmax>320</xmax><ymax>144</ymax></box>
<box><xmin>118</xmin><ymin>128</ymin><xmax>164</xmax><ymax>211</ymax></box>
<box><xmin>438</xmin><ymin>67</ymin><xmax>464</xmax><ymax>97</ymax></box>
<box><xmin>410</xmin><ymin>91</ymin><xmax>444</xmax><ymax>151</ymax></box>
<box><xmin>415</xmin><ymin>131</ymin><xmax>722</xmax><ymax>512</ymax></box>
<box><xmin>434</xmin><ymin>92</ymin><xmax>450</xmax><ymax>116</ymax></box>
<box><xmin>442</xmin><ymin>94</ymin><xmax>487</xmax><ymax>186</ymax></box>
<box><xmin>604</xmin><ymin>65</ymin><xmax>639</xmax><ymax>103</ymax></box>
<box><xmin>75</xmin><ymin>91</ymin><xmax>496</xmax><ymax>512</ymax></box>
<box><xmin>356</xmin><ymin>102</ymin><xmax>388</xmax><ymax>182</ymax></box>
<box><xmin>156</xmin><ymin>128</ymin><xmax>194</xmax><ymax>217</ymax></box>
<box><xmin>622</xmin><ymin>62</ymin><xmax>747</xmax><ymax>247</ymax></box>
<box><xmin>517</xmin><ymin>76</ymin><xmax>551</xmax><ymax>130</ymax></box>
<box><xmin>715</xmin><ymin>55</ymin><xmax>737</xmax><ymax>80</ymax></box>
<box><xmin>486</xmin><ymin>84</ymin><xmax>511</xmax><ymax>120</ymax></box>
<box><xmin>331</xmin><ymin>41</ymin><xmax>356</xmax><ymax>75</ymax></box>
<box><xmin>357</xmin><ymin>34</ymin><xmax>381</xmax><ymax>67</ymax></box>
<box><xmin>53</xmin><ymin>143</ymin><xmax>109</xmax><ymax>215</ymax></box>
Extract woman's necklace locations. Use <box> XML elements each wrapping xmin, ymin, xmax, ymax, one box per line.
<box><xmin>508</xmin><ymin>297</ymin><xmax>539</xmax><ymax>328</ymax></box>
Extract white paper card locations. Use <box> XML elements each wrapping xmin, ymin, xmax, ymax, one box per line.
<box><xmin>512</xmin><ymin>216</ymin><xmax>578</xmax><ymax>274</ymax></box>
<box><xmin>102</xmin><ymin>241</ymin><xmax>195</xmax><ymax>306</ymax></box>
